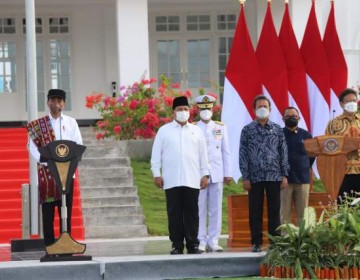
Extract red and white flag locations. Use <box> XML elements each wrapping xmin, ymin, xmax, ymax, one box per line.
<box><xmin>256</xmin><ymin>2</ymin><xmax>288</xmax><ymax>126</ymax></box>
<box><xmin>323</xmin><ymin>1</ymin><xmax>348</xmax><ymax>118</ymax></box>
<box><xmin>221</xmin><ymin>2</ymin><xmax>262</xmax><ymax>183</ymax></box>
<box><xmin>300</xmin><ymin>1</ymin><xmax>331</xmax><ymax>137</ymax></box>
<box><xmin>279</xmin><ymin>1</ymin><xmax>310</xmax><ymax>131</ymax></box>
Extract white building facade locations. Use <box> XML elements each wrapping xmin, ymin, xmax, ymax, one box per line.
<box><xmin>0</xmin><ymin>0</ymin><xmax>359</xmax><ymax>123</ymax></box>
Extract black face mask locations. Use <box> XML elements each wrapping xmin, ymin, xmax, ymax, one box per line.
<box><xmin>285</xmin><ymin>117</ymin><xmax>299</xmax><ymax>128</ymax></box>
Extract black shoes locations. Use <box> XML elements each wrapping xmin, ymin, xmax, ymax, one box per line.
<box><xmin>170</xmin><ymin>246</ymin><xmax>203</xmax><ymax>255</ymax></box>
<box><xmin>251</xmin><ymin>244</ymin><xmax>262</xmax><ymax>253</ymax></box>
<box><xmin>187</xmin><ymin>247</ymin><xmax>202</xmax><ymax>254</ymax></box>
<box><xmin>170</xmin><ymin>248</ymin><xmax>183</xmax><ymax>255</ymax></box>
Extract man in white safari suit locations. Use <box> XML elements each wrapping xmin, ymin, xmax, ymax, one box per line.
<box><xmin>194</xmin><ymin>95</ymin><xmax>233</xmax><ymax>252</ymax></box>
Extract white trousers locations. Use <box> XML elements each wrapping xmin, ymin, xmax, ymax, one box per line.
<box><xmin>197</xmin><ymin>182</ymin><xmax>223</xmax><ymax>247</ymax></box>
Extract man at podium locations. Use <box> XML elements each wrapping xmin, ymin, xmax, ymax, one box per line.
<box><xmin>27</xmin><ymin>89</ymin><xmax>83</xmax><ymax>246</ymax></box>
<box><xmin>325</xmin><ymin>88</ymin><xmax>360</xmax><ymax>203</ymax></box>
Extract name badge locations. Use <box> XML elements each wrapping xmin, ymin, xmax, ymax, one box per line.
<box><xmin>212</xmin><ymin>129</ymin><xmax>222</xmax><ymax>140</ymax></box>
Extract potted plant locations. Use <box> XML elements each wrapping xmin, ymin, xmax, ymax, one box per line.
<box><xmin>261</xmin><ymin>194</ymin><xmax>360</xmax><ymax>279</ymax></box>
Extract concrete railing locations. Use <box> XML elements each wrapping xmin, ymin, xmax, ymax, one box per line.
<box><xmin>21</xmin><ymin>183</ymin><xmax>30</xmax><ymax>239</ymax></box>
<box><xmin>126</xmin><ymin>139</ymin><xmax>153</xmax><ymax>160</ymax></box>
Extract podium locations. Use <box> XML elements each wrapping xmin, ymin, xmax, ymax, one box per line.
<box><xmin>38</xmin><ymin>140</ymin><xmax>91</xmax><ymax>262</ymax></box>
<box><xmin>304</xmin><ymin>135</ymin><xmax>360</xmax><ymax>200</ymax></box>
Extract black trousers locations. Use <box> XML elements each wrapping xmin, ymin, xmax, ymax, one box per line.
<box><xmin>248</xmin><ymin>181</ymin><xmax>281</xmax><ymax>246</ymax></box>
<box><xmin>41</xmin><ymin>181</ymin><xmax>74</xmax><ymax>246</ymax></box>
<box><xmin>165</xmin><ymin>186</ymin><xmax>200</xmax><ymax>252</ymax></box>
<box><xmin>337</xmin><ymin>174</ymin><xmax>360</xmax><ymax>205</ymax></box>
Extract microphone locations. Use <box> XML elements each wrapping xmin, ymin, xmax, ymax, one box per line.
<box><xmin>59</xmin><ymin>108</ymin><xmax>62</xmax><ymax>140</ymax></box>
<box><xmin>330</xmin><ymin>109</ymin><xmax>336</xmax><ymax>134</ymax></box>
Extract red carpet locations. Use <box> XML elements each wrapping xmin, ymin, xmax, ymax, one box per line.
<box><xmin>0</xmin><ymin>128</ymin><xmax>85</xmax><ymax>244</ymax></box>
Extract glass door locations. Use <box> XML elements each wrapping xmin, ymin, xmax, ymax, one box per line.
<box><xmin>186</xmin><ymin>38</ymin><xmax>211</xmax><ymax>91</ymax></box>
<box><xmin>154</xmin><ymin>37</ymin><xmax>212</xmax><ymax>95</ymax></box>
<box><xmin>156</xmin><ymin>39</ymin><xmax>182</xmax><ymax>86</ymax></box>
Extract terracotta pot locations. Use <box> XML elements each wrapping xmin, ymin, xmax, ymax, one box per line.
<box><xmin>259</xmin><ymin>264</ymin><xmax>267</xmax><ymax>277</ymax></box>
<box><xmin>341</xmin><ymin>265</ymin><xmax>349</xmax><ymax>279</ymax></box>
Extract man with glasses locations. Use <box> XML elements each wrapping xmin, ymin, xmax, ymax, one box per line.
<box><xmin>280</xmin><ymin>107</ymin><xmax>314</xmax><ymax>226</ymax></box>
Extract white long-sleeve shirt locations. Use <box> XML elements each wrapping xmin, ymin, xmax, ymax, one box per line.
<box><xmin>28</xmin><ymin>112</ymin><xmax>83</xmax><ymax>163</ymax></box>
<box><xmin>151</xmin><ymin>120</ymin><xmax>210</xmax><ymax>190</ymax></box>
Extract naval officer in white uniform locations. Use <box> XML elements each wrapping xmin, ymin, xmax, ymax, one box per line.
<box><xmin>194</xmin><ymin>95</ymin><xmax>232</xmax><ymax>252</ymax></box>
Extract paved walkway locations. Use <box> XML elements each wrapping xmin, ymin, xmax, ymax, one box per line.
<box><xmin>0</xmin><ymin>235</ymin><xmax>253</xmax><ymax>262</ymax></box>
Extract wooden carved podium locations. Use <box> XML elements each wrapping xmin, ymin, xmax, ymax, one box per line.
<box><xmin>304</xmin><ymin>135</ymin><xmax>360</xmax><ymax>200</ymax></box>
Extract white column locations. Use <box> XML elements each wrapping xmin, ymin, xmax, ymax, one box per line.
<box><xmin>116</xmin><ymin>0</ymin><xmax>150</xmax><ymax>87</ymax></box>
<box><xmin>25</xmin><ymin>0</ymin><xmax>39</xmax><ymax>235</ymax></box>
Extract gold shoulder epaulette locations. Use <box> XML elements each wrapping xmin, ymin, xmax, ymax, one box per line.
<box><xmin>214</xmin><ymin>121</ymin><xmax>224</xmax><ymax>126</ymax></box>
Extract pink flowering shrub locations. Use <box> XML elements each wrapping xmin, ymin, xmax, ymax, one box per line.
<box><xmin>86</xmin><ymin>76</ymin><xmax>222</xmax><ymax>140</ymax></box>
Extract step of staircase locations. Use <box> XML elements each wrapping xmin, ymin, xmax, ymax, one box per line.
<box><xmin>83</xmin><ymin>215</ymin><xmax>145</xmax><ymax>226</ymax></box>
<box><xmin>0</xmin><ymin>189</ymin><xmax>22</xmax><ymax>200</ymax></box>
<box><xmin>79</xmin><ymin>127</ymin><xmax>148</xmax><ymax>239</ymax></box>
<box><xmin>84</xmin><ymin>225</ymin><xmax>148</xmax><ymax>239</ymax></box>
<box><xmin>0</xmin><ymin>128</ymin><xmax>86</xmax><ymax>244</ymax></box>
<box><xmin>79</xmin><ymin>177</ymin><xmax>133</xmax><ymax>187</ymax></box>
<box><xmin>82</xmin><ymin>205</ymin><xmax>144</xmax><ymax>216</ymax></box>
<box><xmin>80</xmin><ymin>167</ymin><xmax>133</xmax><ymax>178</ymax></box>
<box><xmin>0</xmin><ymin>149</ymin><xmax>28</xmax><ymax>159</ymax></box>
<box><xmin>83</xmin><ymin>145</ymin><xmax>128</xmax><ymax>158</ymax></box>
<box><xmin>80</xmin><ymin>157</ymin><xmax>130</xmax><ymax>168</ymax></box>
<box><xmin>82</xmin><ymin>196</ymin><xmax>140</xmax><ymax>207</ymax></box>
<box><xmin>0</xmin><ymin>128</ymin><xmax>30</xmax><ymax>243</ymax></box>
<box><xmin>0</xmin><ymin>199</ymin><xmax>22</xmax><ymax>209</ymax></box>
<box><xmin>0</xmin><ymin>159</ymin><xmax>29</xmax><ymax>169</ymax></box>
<box><xmin>0</xmin><ymin>169</ymin><xmax>29</xmax><ymax>180</ymax></box>
<box><xmin>79</xmin><ymin>186</ymin><xmax>136</xmax><ymax>198</ymax></box>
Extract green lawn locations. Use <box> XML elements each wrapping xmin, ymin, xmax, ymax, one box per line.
<box><xmin>131</xmin><ymin>159</ymin><xmax>244</xmax><ymax>235</ymax></box>
<box><xmin>131</xmin><ymin>158</ymin><xmax>325</xmax><ymax>236</ymax></box>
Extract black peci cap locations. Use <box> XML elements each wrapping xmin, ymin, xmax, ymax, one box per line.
<box><xmin>172</xmin><ymin>96</ymin><xmax>189</xmax><ymax>109</ymax></box>
<box><xmin>47</xmin><ymin>89</ymin><xmax>66</xmax><ymax>101</ymax></box>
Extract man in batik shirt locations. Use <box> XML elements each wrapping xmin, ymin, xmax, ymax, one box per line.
<box><xmin>239</xmin><ymin>95</ymin><xmax>289</xmax><ymax>253</ymax></box>
<box><xmin>325</xmin><ymin>88</ymin><xmax>360</xmax><ymax>204</ymax></box>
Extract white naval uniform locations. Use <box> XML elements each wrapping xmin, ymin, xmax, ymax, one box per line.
<box><xmin>196</xmin><ymin>120</ymin><xmax>232</xmax><ymax>247</ymax></box>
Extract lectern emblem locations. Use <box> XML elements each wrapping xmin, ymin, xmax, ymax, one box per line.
<box><xmin>324</xmin><ymin>138</ymin><xmax>339</xmax><ymax>153</ymax></box>
<box><xmin>56</xmin><ymin>144</ymin><xmax>69</xmax><ymax>157</ymax></box>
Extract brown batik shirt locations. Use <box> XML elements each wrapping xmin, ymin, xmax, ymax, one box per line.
<box><xmin>325</xmin><ymin>113</ymin><xmax>360</xmax><ymax>174</ymax></box>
